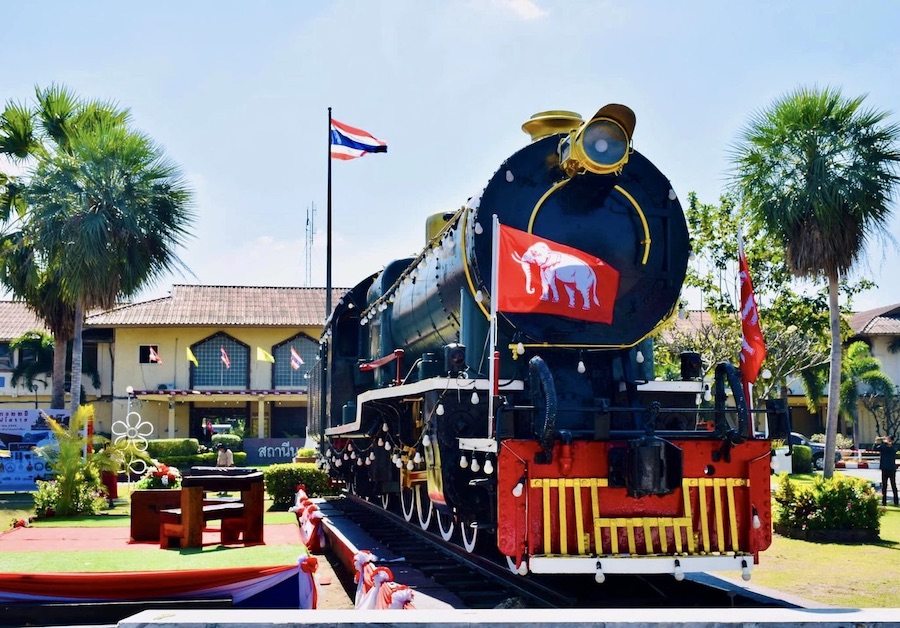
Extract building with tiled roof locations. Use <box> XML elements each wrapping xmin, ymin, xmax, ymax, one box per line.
<box><xmin>849</xmin><ymin>303</ymin><xmax>900</xmax><ymax>396</ymax></box>
<box><xmin>1</xmin><ymin>285</ymin><xmax>344</xmax><ymax>446</ymax></box>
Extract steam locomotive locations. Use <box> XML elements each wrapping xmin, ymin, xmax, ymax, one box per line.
<box><xmin>309</xmin><ymin>105</ymin><xmax>773</xmax><ymax>583</ymax></box>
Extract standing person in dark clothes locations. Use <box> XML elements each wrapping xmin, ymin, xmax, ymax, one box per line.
<box><xmin>874</xmin><ymin>435</ymin><xmax>899</xmax><ymax>506</ymax></box>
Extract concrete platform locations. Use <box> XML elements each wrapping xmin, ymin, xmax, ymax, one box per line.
<box><xmin>314</xmin><ymin>498</ymin><xmax>462</xmax><ymax>609</ymax></box>
<box><xmin>119</xmin><ymin>606</ymin><xmax>900</xmax><ymax>626</ymax></box>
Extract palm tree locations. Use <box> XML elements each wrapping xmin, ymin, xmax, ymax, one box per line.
<box><xmin>731</xmin><ymin>86</ymin><xmax>900</xmax><ymax>478</ymax></box>
<box><xmin>2</xmin><ymin>84</ymin><xmax>194</xmax><ymax>410</ymax></box>
<box><xmin>840</xmin><ymin>341</ymin><xmax>894</xmax><ymax>456</ymax></box>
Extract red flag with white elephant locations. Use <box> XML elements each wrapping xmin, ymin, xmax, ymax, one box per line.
<box><xmin>496</xmin><ymin>225</ymin><xmax>619</xmax><ymax>324</ymax></box>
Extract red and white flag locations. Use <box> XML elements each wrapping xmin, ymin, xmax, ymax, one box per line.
<box><xmin>496</xmin><ymin>225</ymin><xmax>619</xmax><ymax>324</ymax></box>
<box><xmin>738</xmin><ymin>229</ymin><xmax>766</xmax><ymax>383</ymax></box>
<box><xmin>148</xmin><ymin>346</ymin><xmax>162</xmax><ymax>364</ymax></box>
<box><xmin>220</xmin><ymin>346</ymin><xmax>231</xmax><ymax>369</ymax></box>
<box><xmin>290</xmin><ymin>346</ymin><xmax>304</xmax><ymax>371</ymax></box>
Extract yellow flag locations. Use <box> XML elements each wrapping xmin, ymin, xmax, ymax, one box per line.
<box><xmin>186</xmin><ymin>347</ymin><xmax>199</xmax><ymax>366</ymax></box>
<box><xmin>256</xmin><ymin>347</ymin><xmax>275</xmax><ymax>363</ymax></box>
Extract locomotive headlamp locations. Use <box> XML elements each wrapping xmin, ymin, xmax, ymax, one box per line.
<box><xmin>558</xmin><ymin>103</ymin><xmax>635</xmax><ymax>177</ymax></box>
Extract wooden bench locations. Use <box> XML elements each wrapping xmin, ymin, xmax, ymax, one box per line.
<box><xmin>159</xmin><ymin>501</ymin><xmax>246</xmax><ymax>549</ymax></box>
<box><xmin>157</xmin><ymin>468</ymin><xmax>265</xmax><ymax>549</ymax></box>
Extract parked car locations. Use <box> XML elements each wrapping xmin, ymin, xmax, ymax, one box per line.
<box><xmin>788</xmin><ymin>432</ymin><xmax>842</xmax><ymax>470</ymax></box>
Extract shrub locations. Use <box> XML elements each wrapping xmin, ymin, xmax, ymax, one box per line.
<box><xmin>774</xmin><ymin>474</ymin><xmax>883</xmax><ymax>532</ymax></box>
<box><xmin>212</xmin><ymin>434</ymin><xmax>243</xmax><ymax>451</ymax></box>
<box><xmin>264</xmin><ymin>463</ymin><xmax>339</xmax><ymax>507</ymax></box>
<box><xmin>33</xmin><ymin>479</ymin><xmax>107</xmax><ymax>518</ymax></box>
<box><xmin>791</xmin><ymin>445</ymin><xmax>813</xmax><ymax>473</ymax></box>
<box><xmin>811</xmin><ymin>433</ymin><xmax>854</xmax><ymax>449</ymax></box>
<box><xmin>146</xmin><ymin>438</ymin><xmax>200</xmax><ymax>459</ymax></box>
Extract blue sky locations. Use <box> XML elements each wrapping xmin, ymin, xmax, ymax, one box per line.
<box><xmin>3</xmin><ymin>0</ymin><xmax>900</xmax><ymax>312</ymax></box>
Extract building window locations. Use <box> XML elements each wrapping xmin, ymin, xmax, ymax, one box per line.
<box><xmin>0</xmin><ymin>343</ymin><xmax>11</xmax><ymax>370</ymax></box>
<box><xmin>273</xmin><ymin>334</ymin><xmax>319</xmax><ymax>388</ymax></box>
<box><xmin>139</xmin><ymin>345</ymin><xmax>162</xmax><ymax>364</ymax></box>
<box><xmin>190</xmin><ymin>335</ymin><xmax>248</xmax><ymax>387</ymax></box>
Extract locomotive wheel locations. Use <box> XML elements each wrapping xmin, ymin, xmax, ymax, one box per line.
<box><xmin>460</xmin><ymin>520</ymin><xmax>478</xmax><ymax>553</ymax></box>
<box><xmin>416</xmin><ymin>485</ymin><xmax>433</xmax><ymax>530</ymax></box>
<box><xmin>400</xmin><ymin>486</ymin><xmax>415</xmax><ymax>522</ymax></box>
<box><xmin>436</xmin><ymin>509</ymin><xmax>455</xmax><ymax>541</ymax></box>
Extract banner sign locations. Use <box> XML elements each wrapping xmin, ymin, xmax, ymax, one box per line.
<box><xmin>0</xmin><ymin>409</ymin><xmax>70</xmax><ymax>492</ymax></box>
<box><xmin>243</xmin><ymin>438</ymin><xmax>307</xmax><ymax>466</ymax></box>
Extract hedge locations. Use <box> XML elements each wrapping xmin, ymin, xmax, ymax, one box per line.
<box><xmin>263</xmin><ymin>463</ymin><xmax>340</xmax><ymax>507</ymax></box>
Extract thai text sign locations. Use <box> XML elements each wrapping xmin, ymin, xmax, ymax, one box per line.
<box><xmin>243</xmin><ymin>438</ymin><xmax>307</xmax><ymax>466</ymax></box>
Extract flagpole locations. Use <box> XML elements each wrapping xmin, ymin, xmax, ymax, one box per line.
<box><xmin>321</xmin><ymin>107</ymin><xmax>334</xmax><ymax>456</ymax></box>
<box><xmin>488</xmin><ymin>214</ymin><xmax>500</xmax><ymax>436</ymax></box>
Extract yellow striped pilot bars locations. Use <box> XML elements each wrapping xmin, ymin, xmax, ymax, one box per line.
<box><xmin>530</xmin><ymin>476</ymin><xmax>751</xmax><ymax>557</ymax></box>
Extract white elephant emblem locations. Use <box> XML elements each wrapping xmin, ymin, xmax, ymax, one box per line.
<box><xmin>512</xmin><ymin>242</ymin><xmax>601</xmax><ymax>310</ymax></box>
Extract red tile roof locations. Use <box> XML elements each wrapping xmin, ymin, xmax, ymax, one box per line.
<box><xmin>0</xmin><ymin>301</ymin><xmax>47</xmax><ymax>340</ymax></box>
<box><xmin>849</xmin><ymin>304</ymin><xmax>900</xmax><ymax>336</ymax></box>
<box><xmin>84</xmin><ymin>285</ymin><xmax>348</xmax><ymax>327</ymax></box>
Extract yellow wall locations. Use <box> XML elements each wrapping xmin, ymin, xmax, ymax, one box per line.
<box><xmin>111</xmin><ymin>325</ymin><xmax>318</xmax><ymax>439</ymax></box>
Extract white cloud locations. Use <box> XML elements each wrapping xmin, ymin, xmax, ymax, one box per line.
<box><xmin>493</xmin><ymin>0</ymin><xmax>547</xmax><ymax>20</ymax></box>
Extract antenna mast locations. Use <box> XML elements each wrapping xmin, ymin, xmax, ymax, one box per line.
<box><xmin>304</xmin><ymin>202</ymin><xmax>317</xmax><ymax>286</ymax></box>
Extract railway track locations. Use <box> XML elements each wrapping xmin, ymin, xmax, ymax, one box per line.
<box><xmin>329</xmin><ymin>495</ymin><xmax>797</xmax><ymax>610</ymax></box>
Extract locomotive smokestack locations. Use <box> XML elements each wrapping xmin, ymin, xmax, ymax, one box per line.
<box><xmin>521</xmin><ymin>110</ymin><xmax>583</xmax><ymax>142</ymax></box>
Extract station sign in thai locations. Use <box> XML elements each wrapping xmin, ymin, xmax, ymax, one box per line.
<box><xmin>242</xmin><ymin>438</ymin><xmax>308</xmax><ymax>466</ymax></box>
<box><xmin>0</xmin><ymin>409</ymin><xmax>70</xmax><ymax>492</ymax></box>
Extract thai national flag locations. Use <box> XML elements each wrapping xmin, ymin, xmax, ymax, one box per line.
<box><xmin>290</xmin><ymin>346</ymin><xmax>304</xmax><ymax>371</ymax></box>
<box><xmin>330</xmin><ymin>118</ymin><xmax>387</xmax><ymax>161</ymax></box>
<box><xmin>221</xmin><ymin>346</ymin><xmax>231</xmax><ymax>369</ymax></box>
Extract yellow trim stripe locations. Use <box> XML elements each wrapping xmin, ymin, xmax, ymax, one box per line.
<box><xmin>529</xmin><ymin>477</ymin><xmax>750</xmax><ymax>558</ymax></box>
<box><xmin>612</xmin><ymin>185</ymin><xmax>651</xmax><ymax>265</ymax></box>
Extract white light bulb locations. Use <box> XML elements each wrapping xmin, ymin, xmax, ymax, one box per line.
<box><xmin>382</xmin><ymin>422</ymin><xmax>389</xmax><ymax>432</ymax></box>
<box><xmin>413</xmin><ymin>452</ymin><xmax>422</xmax><ymax>464</ymax></box>
<box><xmin>512</xmin><ymin>482</ymin><xmax>524</xmax><ymax>498</ymax></box>
<box><xmin>518</xmin><ymin>562</ymin><xmax>528</xmax><ymax>576</ymax></box>
<box><xmin>347</xmin><ymin>442</ymin><xmax>353</xmax><ymax>451</ymax></box>
<box><xmin>516</xmin><ymin>342</ymin><xmax>525</xmax><ymax>355</ymax></box>
<box><xmin>668</xmin><ymin>188</ymin><xmax>677</xmax><ymax>201</ymax></box>
<box><xmin>343</xmin><ymin>453</ymin><xmax>349</xmax><ymax>461</ymax></box>
<box><xmin>365</xmin><ymin>458</ymin><xmax>372</xmax><ymax>465</ymax></box>
<box><xmin>636</xmin><ymin>351</ymin><xmax>645</xmax><ymax>364</ymax></box>
<box><xmin>484</xmin><ymin>459</ymin><xmax>494</xmax><ymax>474</ymax></box>
<box><xmin>475</xmin><ymin>290</ymin><xmax>483</xmax><ymax>303</ymax></box>
<box><xmin>395</xmin><ymin>459</ymin><xmax>403</xmax><ymax>468</ymax></box>
<box><xmin>471</xmin><ymin>458</ymin><xmax>481</xmax><ymax>473</ymax></box>
<box><xmin>436</xmin><ymin>403</ymin><xmax>445</xmax><ymax>416</ymax></box>
<box><xmin>459</xmin><ymin>455</ymin><xmax>468</xmax><ymax>469</ymax></box>
<box><xmin>335</xmin><ymin>459</ymin><xmax>342</xmax><ymax>467</ymax></box>
<box><xmin>357</xmin><ymin>458</ymin><xmax>363</xmax><ymax>466</ymax></box>
<box><xmin>350</xmin><ymin>452</ymin><xmax>356</xmax><ymax>460</ymax></box>
<box><xmin>474</xmin><ymin>222</ymin><xmax>483</xmax><ymax>235</ymax></box>
<box><xmin>377</xmin><ymin>438</ymin><xmax>384</xmax><ymax>447</ymax></box>
<box><xmin>695</xmin><ymin>394</ymin><xmax>702</xmax><ymax>406</ymax></box>
<box><xmin>752</xmin><ymin>514</ymin><xmax>761</xmax><ymax>530</ymax></box>
<box><xmin>471</xmin><ymin>392</ymin><xmax>479</xmax><ymax>405</ymax></box>
<box><xmin>384</xmin><ymin>441</ymin><xmax>391</xmax><ymax>451</ymax></box>
<box><xmin>406</xmin><ymin>460</ymin><xmax>414</xmax><ymax>471</ymax></box>
<box><xmin>422</xmin><ymin>434</ymin><xmax>431</xmax><ymax>447</ymax></box>
<box><xmin>369</xmin><ymin>452</ymin><xmax>375</xmax><ymax>461</ymax></box>
<box><xmin>577</xmin><ymin>360</ymin><xmax>586</xmax><ymax>374</ymax></box>
<box><xmin>704</xmin><ymin>390</ymin><xmax>712</xmax><ymax>402</ymax></box>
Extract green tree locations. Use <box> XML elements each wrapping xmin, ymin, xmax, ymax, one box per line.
<box><xmin>32</xmin><ymin>405</ymin><xmax>147</xmax><ymax>516</ymax></box>
<box><xmin>730</xmin><ymin>86</ymin><xmax>900</xmax><ymax>478</ymax></box>
<box><xmin>840</xmin><ymin>341</ymin><xmax>894</xmax><ymax>451</ymax></box>
<box><xmin>1</xmin><ymin>84</ymin><xmax>195</xmax><ymax>411</ymax></box>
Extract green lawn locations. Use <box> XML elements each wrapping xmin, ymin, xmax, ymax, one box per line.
<box><xmin>1</xmin><ymin>484</ymin><xmax>305</xmax><ymax>572</ymax></box>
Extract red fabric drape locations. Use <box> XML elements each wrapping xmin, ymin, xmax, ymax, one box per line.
<box><xmin>0</xmin><ymin>565</ymin><xmax>294</xmax><ymax>601</ymax></box>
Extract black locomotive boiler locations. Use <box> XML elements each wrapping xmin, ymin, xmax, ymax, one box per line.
<box><xmin>309</xmin><ymin>105</ymin><xmax>773</xmax><ymax>583</ymax></box>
